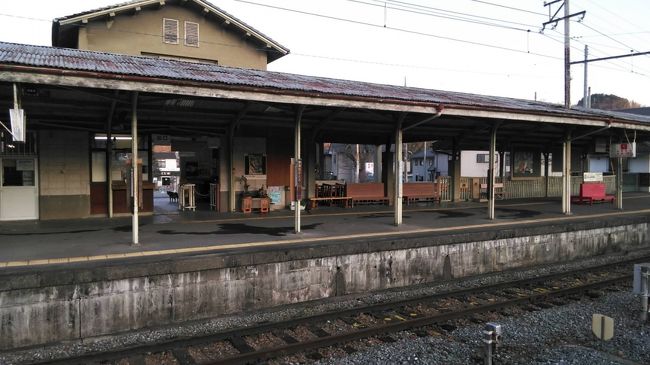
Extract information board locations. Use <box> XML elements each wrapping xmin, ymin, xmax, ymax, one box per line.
<box><xmin>610</xmin><ymin>142</ymin><xmax>636</xmax><ymax>158</ymax></box>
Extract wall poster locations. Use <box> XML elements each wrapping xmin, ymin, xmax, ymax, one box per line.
<box><xmin>512</xmin><ymin>151</ymin><xmax>540</xmax><ymax>177</ymax></box>
<box><xmin>245</xmin><ymin>154</ymin><xmax>266</xmax><ymax>175</ymax></box>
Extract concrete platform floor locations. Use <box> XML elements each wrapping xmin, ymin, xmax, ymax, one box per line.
<box><xmin>1</xmin><ymin>193</ymin><xmax>649</xmax><ymax>269</ymax></box>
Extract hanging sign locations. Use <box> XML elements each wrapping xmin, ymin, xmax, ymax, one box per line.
<box><xmin>610</xmin><ymin>143</ymin><xmax>636</xmax><ymax>158</ymax></box>
<box><xmin>294</xmin><ymin>158</ymin><xmax>303</xmax><ymax>201</ymax></box>
<box><xmin>9</xmin><ymin>108</ymin><xmax>25</xmax><ymax>142</ymax></box>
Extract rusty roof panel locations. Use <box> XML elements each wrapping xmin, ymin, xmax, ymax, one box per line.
<box><xmin>1</xmin><ymin>41</ymin><xmax>649</xmax><ymax>125</ymax></box>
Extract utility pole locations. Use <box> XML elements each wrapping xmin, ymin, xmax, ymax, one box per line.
<box><xmin>542</xmin><ymin>0</ymin><xmax>586</xmax><ymax>109</ymax></box>
<box><xmin>563</xmin><ymin>0</ymin><xmax>570</xmax><ymax>108</ymax></box>
<box><xmin>583</xmin><ymin>45</ymin><xmax>589</xmax><ymax>108</ymax></box>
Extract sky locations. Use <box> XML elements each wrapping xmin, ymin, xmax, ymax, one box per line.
<box><xmin>0</xmin><ymin>0</ymin><xmax>648</xmax><ymax>106</ymax></box>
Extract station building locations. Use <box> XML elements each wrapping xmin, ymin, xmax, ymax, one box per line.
<box><xmin>1</xmin><ymin>0</ymin><xmax>650</xmax><ymax>224</ymax></box>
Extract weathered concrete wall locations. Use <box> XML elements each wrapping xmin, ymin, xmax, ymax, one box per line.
<box><xmin>1</xmin><ymin>218</ymin><xmax>648</xmax><ymax>350</ymax></box>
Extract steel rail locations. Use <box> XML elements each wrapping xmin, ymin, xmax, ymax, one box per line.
<box><xmin>37</xmin><ymin>256</ymin><xmax>646</xmax><ymax>365</ymax></box>
<box><xmin>211</xmin><ymin>275</ymin><xmax>630</xmax><ymax>365</ymax></box>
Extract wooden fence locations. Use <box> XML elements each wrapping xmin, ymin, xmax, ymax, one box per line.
<box><xmin>436</xmin><ymin>175</ymin><xmax>618</xmax><ymax>202</ymax></box>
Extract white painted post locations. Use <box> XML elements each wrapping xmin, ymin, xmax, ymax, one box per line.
<box><xmin>228</xmin><ymin>126</ymin><xmax>235</xmax><ymax>212</ymax></box>
<box><xmin>131</xmin><ymin>92</ymin><xmax>139</xmax><ymax>245</ymax></box>
<box><xmin>294</xmin><ymin>106</ymin><xmax>304</xmax><ymax>234</ymax></box>
<box><xmin>562</xmin><ymin>133</ymin><xmax>572</xmax><ymax>215</ymax></box>
<box><xmin>394</xmin><ymin>116</ymin><xmax>404</xmax><ymax>226</ymax></box>
<box><xmin>488</xmin><ymin>126</ymin><xmax>497</xmax><ymax>220</ymax></box>
<box><xmin>617</xmin><ymin>157</ymin><xmax>623</xmax><ymax>210</ymax></box>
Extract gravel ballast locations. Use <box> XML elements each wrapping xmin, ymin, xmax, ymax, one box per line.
<box><xmin>1</xmin><ymin>249</ymin><xmax>650</xmax><ymax>364</ymax></box>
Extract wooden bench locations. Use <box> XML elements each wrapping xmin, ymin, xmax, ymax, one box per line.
<box><xmin>309</xmin><ymin>196</ymin><xmax>352</xmax><ymax>208</ymax></box>
<box><xmin>403</xmin><ymin>182</ymin><xmax>440</xmax><ymax>205</ymax></box>
<box><xmin>347</xmin><ymin>183</ymin><xmax>388</xmax><ymax>206</ymax></box>
<box><xmin>480</xmin><ymin>183</ymin><xmax>505</xmax><ymax>200</ymax></box>
<box><xmin>571</xmin><ymin>182</ymin><xmax>615</xmax><ymax>205</ymax></box>
<box><xmin>310</xmin><ymin>183</ymin><xmax>350</xmax><ymax>209</ymax></box>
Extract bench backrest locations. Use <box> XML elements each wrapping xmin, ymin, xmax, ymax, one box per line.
<box><xmin>346</xmin><ymin>183</ymin><xmax>385</xmax><ymax>198</ymax></box>
<box><xmin>403</xmin><ymin>182</ymin><xmax>439</xmax><ymax>196</ymax></box>
<box><xmin>580</xmin><ymin>182</ymin><xmax>606</xmax><ymax>197</ymax></box>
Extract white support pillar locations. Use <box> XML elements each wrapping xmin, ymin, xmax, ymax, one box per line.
<box><xmin>131</xmin><ymin>92</ymin><xmax>139</xmax><ymax>245</ymax></box>
<box><xmin>394</xmin><ymin>116</ymin><xmax>404</xmax><ymax>226</ymax></box>
<box><xmin>617</xmin><ymin>157</ymin><xmax>624</xmax><ymax>210</ymax></box>
<box><xmin>228</xmin><ymin>126</ymin><xmax>235</xmax><ymax>212</ymax></box>
<box><xmin>488</xmin><ymin>126</ymin><xmax>497</xmax><ymax>220</ymax></box>
<box><xmin>562</xmin><ymin>132</ymin><xmax>572</xmax><ymax>215</ymax></box>
<box><xmin>294</xmin><ymin>106</ymin><xmax>305</xmax><ymax>234</ymax></box>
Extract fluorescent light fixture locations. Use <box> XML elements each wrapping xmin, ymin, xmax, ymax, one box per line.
<box><xmin>94</xmin><ymin>134</ymin><xmax>132</xmax><ymax>141</ymax></box>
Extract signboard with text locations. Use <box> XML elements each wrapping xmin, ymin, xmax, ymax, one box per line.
<box><xmin>583</xmin><ymin>172</ymin><xmax>603</xmax><ymax>182</ymax></box>
<box><xmin>610</xmin><ymin>143</ymin><xmax>636</xmax><ymax>158</ymax></box>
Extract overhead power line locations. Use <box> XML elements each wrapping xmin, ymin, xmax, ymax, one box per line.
<box><xmin>469</xmin><ymin>0</ymin><xmax>547</xmax><ymax>16</ymax></box>
<box><xmin>234</xmin><ymin>0</ymin><xmax>561</xmax><ymax>60</ymax></box>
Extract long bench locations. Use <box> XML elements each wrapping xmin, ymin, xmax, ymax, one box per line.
<box><xmin>571</xmin><ymin>182</ymin><xmax>615</xmax><ymax>205</ymax></box>
<box><xmin>347</xmin><ymin>182</ymin><xmax>388</xmax><ymax>206</ymax></box>
<box><xmin>403</xmin><ymin>182</ymin><xmax>440</xmax><ymax>205</ymax></box>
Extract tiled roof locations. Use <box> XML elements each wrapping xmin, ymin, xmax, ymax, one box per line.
<box><xmin>1</xmin><ymin>41</ymin><xmax>649</xmax><ymax>126</ymax></box>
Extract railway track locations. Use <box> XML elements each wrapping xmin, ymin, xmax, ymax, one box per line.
<box><xmin>39</xmin><ymin>257</ymin><xmax>644</xmax><ymax>365</ymax></box>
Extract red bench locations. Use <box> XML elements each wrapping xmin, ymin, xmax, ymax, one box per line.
<box><xmin>403</xmin><ymin>182</ymin><xmax>440</xmax><ymax>205</ymax></box>
<box><xmin>347</xmin><ymin>183</ymin><xmax>388</xmax><ymax>206</ymax></box>
<box><xmin>571</xmin><ymin>183</ymin><xmax>615</xmax><ymax>205</ymax></box>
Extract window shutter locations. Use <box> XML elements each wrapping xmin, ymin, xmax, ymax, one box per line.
<box><xmin>185</xmin><ymin>21</ymin><xmax>199</xmax><ymax>47</ymax></box>
<box><xmin>163</xmin><ymin>18</ymin><xmax>179</xmax><ymax>44</ymax></box>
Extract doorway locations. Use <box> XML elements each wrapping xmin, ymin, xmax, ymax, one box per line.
<box><xmin>0</xmin><ymin>157</ymin><xmax>38</xmax><ymax>220</ymax></box>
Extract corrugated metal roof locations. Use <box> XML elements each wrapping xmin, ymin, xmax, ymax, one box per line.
<box><xmin>1</xmin><ymin>41</ymin><xmax>649</xmax><ymax>126</ymax></box>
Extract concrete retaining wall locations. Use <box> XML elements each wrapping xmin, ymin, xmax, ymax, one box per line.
<box><xmin>1</xmin><ymin>218</ymin><xmax>648</xmax><ymax>350</ymax></box>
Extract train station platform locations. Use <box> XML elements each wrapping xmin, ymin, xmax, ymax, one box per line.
<box><xmin>1</xmin><ymin>192</ymin><xmax>649</xmax><ymax>269</ymax></box>
<box><xmin>2</xmin><ymin>193</ymin><xmax>650</xmax><ymax>350</ymax></box>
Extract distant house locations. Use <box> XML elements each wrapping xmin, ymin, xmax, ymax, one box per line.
<box><xmin>409</xmin><ymin>150</ymin><xmax>449</xmax><ymax>181</ymax></box>
<box><xmin>52</xmin><ymin>0</ymin><xmax>289</xmax><ymax>69</ymax></box>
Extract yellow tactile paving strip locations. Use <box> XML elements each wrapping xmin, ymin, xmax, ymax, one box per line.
<box><xmin>2</xmin><ymin>204</ymin><xmax>649</xmax><ymax>269</ymax></box>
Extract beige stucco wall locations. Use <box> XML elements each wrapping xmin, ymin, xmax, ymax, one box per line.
<box><xmin>77</xmin><ymin>5</ymin><xmax>267</xmax><ymax>69</ymax></box>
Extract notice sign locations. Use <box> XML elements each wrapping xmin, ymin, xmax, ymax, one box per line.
<box><xmin>583</xmin><ymin>172</ymin><xmax>603</xmax><ymax>182</ymax></box>
<box><xmin>610</xmin><ymin>142</ymin><xmax>636</xmax><ymax>158</ymax></box>
<box><xmin>16</xmin><ymin>159</ymin><xmax>34</xmax><ymax>171</ymax></box>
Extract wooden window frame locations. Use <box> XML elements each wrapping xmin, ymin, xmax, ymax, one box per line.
<box><xmin>184</xmin><ymin>21</ymin><xmax>200</xmax><ymax>47</ymax></box>
<box><xmin>163</xmin><ymin>18</ymin><xmax>179</xmax><ymax>45</ymax></box>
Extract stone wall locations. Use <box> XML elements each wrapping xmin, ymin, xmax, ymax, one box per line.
<box><xmin>0</xmin><ymin>217</ymin><xmax>648</xmax><ymax>350</ymax></box>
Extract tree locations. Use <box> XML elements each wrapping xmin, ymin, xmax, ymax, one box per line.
<box><xmin>576</xmin><ymin>93</ymin><xmax>641</xmax><ymax>110</ymax></box>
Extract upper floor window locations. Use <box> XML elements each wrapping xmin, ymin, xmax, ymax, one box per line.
<box><xmin>184</xmin><ymin>21</ymin><xmax>199</xmax><ymax>47</ymax></box>
<box><xmin>163</xmin><ymin>18</ymin><xmax>179</xmax><ymax>44</ymax></box>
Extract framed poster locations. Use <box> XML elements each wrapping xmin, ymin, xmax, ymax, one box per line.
<box><xmin>245</xmin><ymin>154</ymin><xmax>266</xmax><ymax>175</ymax></box>
<box><xmin>512</xmin><ymin>151</ymin><xmax>540</xmax><ymax>178</ymax></box>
